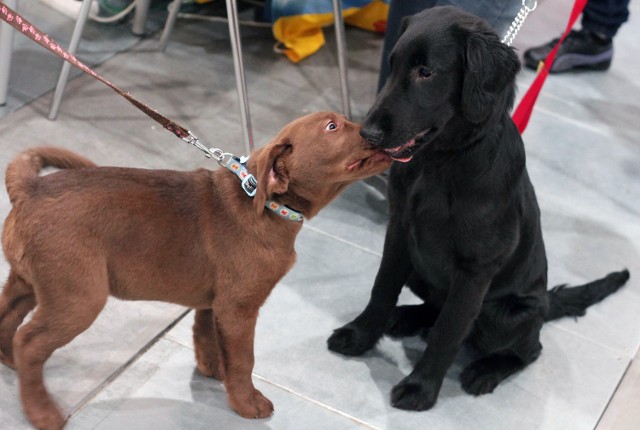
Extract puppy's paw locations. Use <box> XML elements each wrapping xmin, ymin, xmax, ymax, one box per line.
<box><xmin>230</xmin><ymin>389</ymin><xmax>274</xmax><ymax>419</ymax></box>
<box><xmin>460</xmin><ymin>359</ymin><xmax>502</xmax><ymax>395</ymax></box>
<box><xmin>327</xmin><ymin>323</ymin><xmax>379</xmax><ymax>356</ymax></box>
<box><xmin>385</xmin><ymin>305</ymin><xmax>427</xmax><ymax>338</ymax></box>
<box><xmin>26</xmin><ymin>403</ymin><xmax>66</xmax><ymax>430</ymax></box>
<box><xmin>390</xmin><ymin>375</ymin><xmax>440</xmax><ymax>411</ymax></box>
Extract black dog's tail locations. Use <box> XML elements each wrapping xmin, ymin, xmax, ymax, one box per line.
<box><xmin>544</xmin><ymin>269</ymin><xmax>630</xmax><ymax>322</ymax></box>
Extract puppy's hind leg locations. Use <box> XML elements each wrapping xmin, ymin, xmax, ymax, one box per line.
<box><xmin>193</xmin><ymin>309</ymin><xmax>225</xmax><ymax>380</ymax></box>
<box><xmin>461</xmin><ymin>301</ymin><xmax>543</xmax><ymax>396</ymax></box>
<box><xmin>13</xmin><ymin>278</ymin><xmax>108</xmax><ymax>430</ymax></box>
<box><xmin>0</xmin><ymin>271</ymin><xmax>36</xmax><ymax>368</ymax></box>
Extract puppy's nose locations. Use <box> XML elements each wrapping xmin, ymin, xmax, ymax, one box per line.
<box><xmin>360</xmin><ymin>127</ymin><xmax>384</xmax><ymax>146</ymax></box>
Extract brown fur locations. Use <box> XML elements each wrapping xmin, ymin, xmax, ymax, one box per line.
<box><xmin>0</xmin><ymin>112</ymin><xmax>391</xmax><ymax>429</ymax></box>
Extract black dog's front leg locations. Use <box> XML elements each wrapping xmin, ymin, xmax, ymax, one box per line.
<box><xmin>391</xmin><ymin>271</ymin><xmax>492</xmax><ymax>411</ymax></box>
<box><xmin>328</xmin><ymin>221</ymin><xmax>411</xmax><ymax>356</ymax></box>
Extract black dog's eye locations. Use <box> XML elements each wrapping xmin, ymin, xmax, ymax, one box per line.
<box><xmin>417</xmin><ymin>67</ymin><xmax>433</xmax><ymax>79</ymax></box>
<box><xmin>325</xmin><ymin>121</ymin><xmax>337</xmax><ymax>131</ymax></box>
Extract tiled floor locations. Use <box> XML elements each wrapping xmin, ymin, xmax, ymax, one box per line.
<box><xmin>1</xmin><ymin>0</ymin><xmax>639</xmax><ymax>429</ymax></box>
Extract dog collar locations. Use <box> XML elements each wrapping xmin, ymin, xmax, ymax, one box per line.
<box><xmin>220</xmin><ymin>155</ymin><xmax>304</xmax><ymax>223</ymax></box>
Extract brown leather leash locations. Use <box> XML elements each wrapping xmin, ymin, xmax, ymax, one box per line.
<box><xmin>0</xmin><ymin>1</ymin><xmax>213</xmax><ymax>157</ymax></box>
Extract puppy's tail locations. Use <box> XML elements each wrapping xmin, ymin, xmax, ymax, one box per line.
<box><xmin>5</xmin><ymin>146</ymin><xmax>96</xmax><ymax>204</ymax></box>
<box><xmin>544</xmin><ymin>269</ymin><xmax>629</xmax><ymax>322</ymax></box>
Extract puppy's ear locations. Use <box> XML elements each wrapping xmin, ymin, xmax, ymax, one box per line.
<box><xmin>253</xmin><ymin>139</ymin><xmax>292</xmax><ymax>215</ymax></box>
<box><xmin>462</xmin><ymin>30</ymin><xmax>520</xmax><ymax>123</ymax></box>
<box><xmin>398</xmin><ymin>16</ymin><xmax>412</xmax><ymax>37</ymax></box>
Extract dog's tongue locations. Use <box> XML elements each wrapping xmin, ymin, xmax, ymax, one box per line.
<box><xmin>386</xmin><ymin>139</ymin><xmax>415</xmax><ymax>163</ymax></box>
<box><xmin>391</xmin><ymin>155</ymin><xmax>413</xmax><ymax>163</ymax></box>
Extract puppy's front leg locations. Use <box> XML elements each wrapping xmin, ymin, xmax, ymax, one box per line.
<box><xmin>328</xmin><ymin>221</ymin><xmax>412</xmax><ymax>356</ymax></box>
<box><xmin>213</xmin><ymin>303</ymin><xmax>273</xmax><ymax>419</ymax></box>
<box><xmin>391</xmin><ymin>271</ymin><xmax>492</xmax><ymax>411</ymax></box>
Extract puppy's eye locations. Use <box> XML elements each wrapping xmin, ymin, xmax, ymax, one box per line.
<box><xmin>417</xmin><ymin>67</ymin><xmax>433</xmax><ymax>79</ymax></box>
<box><xmin>325</xmin><ymin>121</ymin><xmax>337</xmax><ymax>131</ymax></box>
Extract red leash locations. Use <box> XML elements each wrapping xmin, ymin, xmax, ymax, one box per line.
<box><xmin>0</xmin><ymin>1</ymin><xmax>208</xmax><ymax>151</ymax></box>
<box><xmin>512</xmin><ymin>0</ymin><xmax>588</xmax><ymax>133</ymax></box>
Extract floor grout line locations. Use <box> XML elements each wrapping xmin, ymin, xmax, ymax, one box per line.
<box><xmin>67</xmin><ymin>309</ymin><xmax>192</xmax><ymax>419</ymax></box>
<box><xmin>252</xmin><ymin>373</ymin><xmax>382</xmax><ymax>430</ymax></box>
<box><xmin>303</xmin><ymin>224</ymin><xmax>383</xmax><ymax>258</ymax></box>
<box><xmin>593</xmin><ymin>359</ymin><xmax>633</xmax><ymax>430</ymax></box>
<box><xmin>164</xmin><ymin>333</ymin><xmax>380</xmax><ymax>429</ymax></box>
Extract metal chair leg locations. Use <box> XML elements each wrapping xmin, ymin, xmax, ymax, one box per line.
<box><xmin>131</xmin><ymin>0</ymin><xmax>151</xmax><ymax>36</ymax></box>
<box><xmin>159</xmin><ymin>0</ymin><xmax>183</xmax><ymax>52</ymax></box>
<box><xmin>332</xmin><ymin>0</ymin><xmax>351</xmax><ymax>119</ymax></box>
<box><xmin>48</xmin><ymin>0</ymin><xmax>94</xmax><ymax>120</ymax></box>
<box><xmin>0</xmin><ymin>0</ymin><xmax>19</xmax><ymax>106</ymax></box>
<box><xmin>225</xmin><ymin>0</ymin><xmax>253</xmax><ymax>153</ymax></box>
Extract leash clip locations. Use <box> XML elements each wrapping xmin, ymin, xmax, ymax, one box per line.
<box><xmin>182</xmin><ymin>131</ymin><xmax>226</xmax><ymax>162</ymax></box>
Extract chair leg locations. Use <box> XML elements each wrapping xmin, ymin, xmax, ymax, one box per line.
<box><xmin>332</xmin><ymin>0</ymin><xmax>351</xmax><ymax>119</ymax></box>
<box><xmin>131</xmin><ymin>0</ymin><xmax>151</xmax><ymax>36</ymax></box>
<box><xmin>225</xmin><ymin>0</ymin><xmax>253</xmax><ymax>153</ymax></box>
<box><xmin>159</xmin><ymin>0</ymin><xmax>184</xmax><ymax>52</ymax></box>
<box><xmin>0</xmin><ymin>0</ymin><xmax>19</xmax><ymax>107</ymax></box>
<box><xmin>48</xmin><ymin>0</ymin><xmax>94</xmax><ymax>120</ymax></box>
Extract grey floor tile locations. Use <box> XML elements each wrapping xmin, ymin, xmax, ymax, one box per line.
<box><xmin>164</xmin><ymin>229</ymin><xmax>630</xmax><ymax>430</ymax></box>
<box><xmin>1</xmin><ymin>0</ymin><xmax>639</xmax><ymax>429</ymax></box>
<box><xmin>0</xmin><ymin>300</ymin><xmax>186</xmax><ymax>428</ymax></box>
<box><xmin>69</xmin><ymin>338</ymin><xmax>375</xmax><ymax>430</ymax></box>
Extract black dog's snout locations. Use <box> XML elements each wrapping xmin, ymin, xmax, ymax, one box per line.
<box><xmin>360</xmin><ymin>127</ymin><xmax>384</xmax><ymax>146</ymax></box>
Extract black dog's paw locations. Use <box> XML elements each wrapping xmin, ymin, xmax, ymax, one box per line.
<box><xmin>390</xmin><ymin>375</ymin><xmax>439</xmax><ymax>411</ymax></box>
<box><xmin>327</xmin><ymin>323</ymin><xmax>378</xmax><ymax>356</ymax></box>
<box><xmin>460</xmin><ymin>359</ymin><xmax>502</xmax><ymax>395</ymax></box>
<box><xmin>385</xmin><ymin>305</ymin><xmax>427</xmax><ymax>338</ymax></box>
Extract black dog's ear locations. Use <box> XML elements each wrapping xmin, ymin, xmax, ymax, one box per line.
<box><xmin>462</xmin><ymin>30</ymin><xmax>520</xmax><ymax>123</ymax></box>
<box><xmin>398</xmin><ymin>16</ymin><xmax>412</xmax><ymax>37</ymax></box>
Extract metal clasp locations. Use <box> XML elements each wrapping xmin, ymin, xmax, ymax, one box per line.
<box><xmin>182</xmin><ymin>131</ymin><xmax>235</xmax><ymax>165</ymax></box>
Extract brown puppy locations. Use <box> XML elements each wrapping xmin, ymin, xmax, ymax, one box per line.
<box><xmin>0</xmin><ymin>112</ymin><xmax>391</xmax><ymax>430</ymax></box>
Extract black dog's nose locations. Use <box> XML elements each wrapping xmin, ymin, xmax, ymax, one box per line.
<box><xmin>360</xmin><ymin>127</ymin><xmax>384</xmax><ymax>146</ymax></box>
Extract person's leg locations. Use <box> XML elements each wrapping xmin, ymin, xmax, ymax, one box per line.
<box><xmin>581</xmin><ymin>0</ymin><xmax>630</xmax><ymax>38</ymax></box>
<box><xmin>523</xmin><ymin>0</ymin><xmax>631</xmax><ymax>73</ymax></box>
<box><xmin>443</xmin><ymin>0</ymin><xmax>522</xmax><ymax>38</ymax></box>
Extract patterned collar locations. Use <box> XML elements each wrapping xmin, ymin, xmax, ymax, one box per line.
<box><xmin>220</xmin><ymin>155</ymin><xmax>304</xmax><ymax>222</ymax></box>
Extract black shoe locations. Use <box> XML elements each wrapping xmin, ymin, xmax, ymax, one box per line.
<box><xmin>523</xmin><ymin>29</ymin><xmax>613</xmax><ymax>73</ymax></box>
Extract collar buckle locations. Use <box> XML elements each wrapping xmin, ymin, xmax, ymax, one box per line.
<box><xmin>241</xmin><ymin>174</ymin><xmax>258</xmax><ymax>197</ymax></box>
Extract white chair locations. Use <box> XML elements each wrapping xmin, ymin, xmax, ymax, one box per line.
<box><xmin>48</xmin><ymin>0</ymin><xmax>152</xmax><ymax>119</ymax></box>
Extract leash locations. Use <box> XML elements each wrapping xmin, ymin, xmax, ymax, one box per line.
<box><xmin>512</xmin><ymin>0</ymin><xmax>588</xmax><ymax>133</ymax></box>
<box><xmin>0</xmin><ymin>1</ymin><xmax>302</xmax><ymax>222</ymax></box>
<box><xmin>502</xmin><ymin>0</ymin><xmax>537</xmax><ymax>47</ymax></box>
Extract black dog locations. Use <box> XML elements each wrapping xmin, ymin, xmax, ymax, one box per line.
<box><xmin>328</xmin><ymin>6</ymin><xmax>629</xmax><ymax>411</ymax></box>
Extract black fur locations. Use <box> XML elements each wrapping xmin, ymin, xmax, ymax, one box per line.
<box><xmin>327</xmin><ymin>6</ymin><xmax>629</xmax><ymax>411</ymax></box>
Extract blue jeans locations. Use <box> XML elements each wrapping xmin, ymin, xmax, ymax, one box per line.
<box><xmin>378</xmin><ymin>0</ymin><xmax>521</xmax><ymax>91</ymax></box>
<box><xmin>582</xmin><ymin>0</ymin><xmax>631</xmax><ymax>38</ymax></box>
